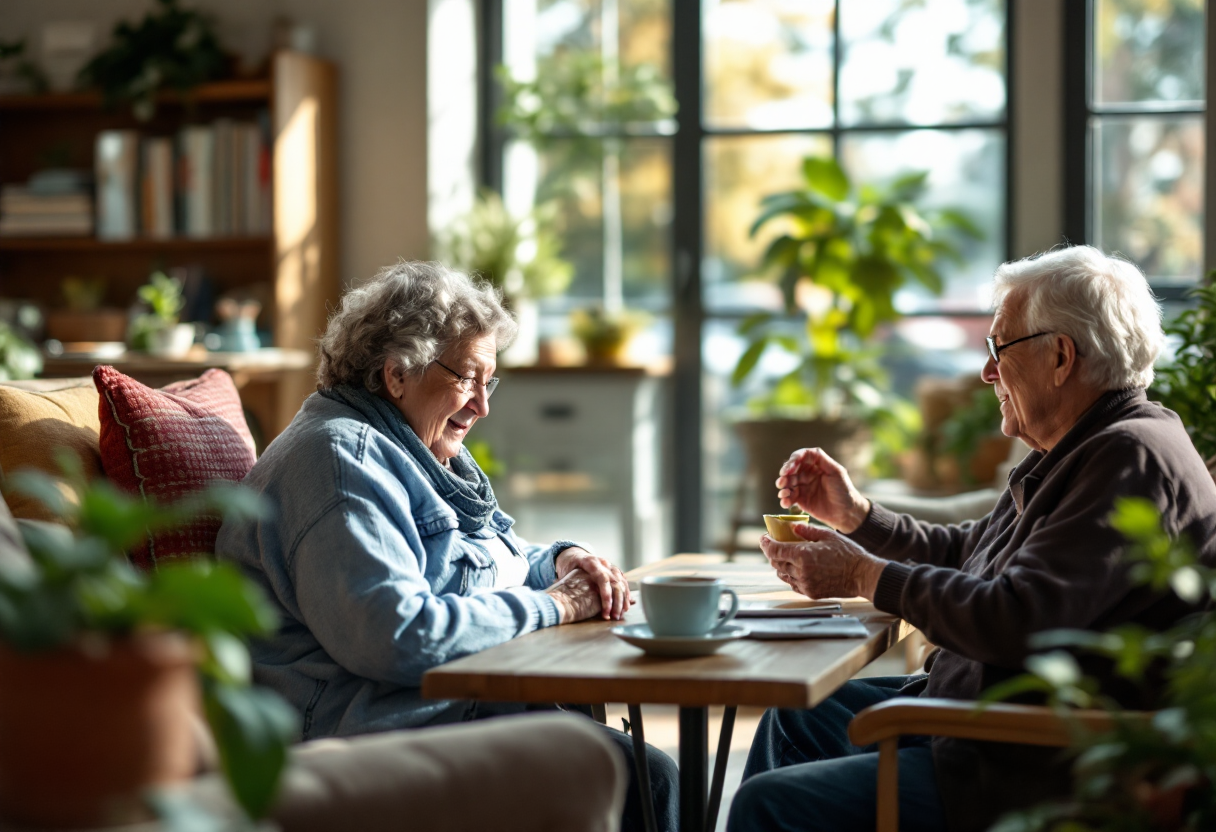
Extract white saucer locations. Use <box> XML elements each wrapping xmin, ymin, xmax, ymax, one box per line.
<box><xmin>612</xmin><ymin>623</ymin><xmax>750</xmax><ymax>657</ymax></box>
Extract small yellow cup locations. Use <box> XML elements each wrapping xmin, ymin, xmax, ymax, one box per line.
<box><xmin>763</xmin><ymin>514</ymin><xmax>810</xmax><ymax>542</ymax></box>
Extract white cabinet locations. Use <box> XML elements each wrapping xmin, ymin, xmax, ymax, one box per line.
<box><xmin>474</xmin><ymin>367</ymin><xmax>669</xmax><ymax>570</ymax></box>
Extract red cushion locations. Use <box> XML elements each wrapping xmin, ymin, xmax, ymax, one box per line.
<box><xmin>93</xmin><ymin>365</ymin><xmax>256</xmax><ymax>569</ymax></box>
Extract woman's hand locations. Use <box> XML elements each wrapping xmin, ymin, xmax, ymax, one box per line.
<box><xmin>554</xmin><ymin>548</ymin><xmax>632</xmax><ymax>620</ymax></box>
<box><xmin>776</xmin><ymin>447</ymin><xmax>871</xmax><ymax>534</ymax></box>
<box><xmin>545</xmin><ymin>568</ymin><xmax>604</xmax><ymax>623</ymax></box>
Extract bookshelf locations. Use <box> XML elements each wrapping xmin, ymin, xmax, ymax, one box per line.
<box><xmin>0</xmin><ymin>52</ymin><xmax>339</xmax><ymax>439</ymax></box>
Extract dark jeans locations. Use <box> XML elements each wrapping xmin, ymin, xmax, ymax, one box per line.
<box><xmin>728</xmin><ymin>675</ymin><xmax>946</xmax><ymax>832</ymax></box>
<box><xmin>466</xmin><ymin>700</ymin><xmax>679</xmax><ymax>832</ymax></box>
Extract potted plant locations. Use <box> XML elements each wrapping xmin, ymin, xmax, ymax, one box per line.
<box><xmin>76</xmin><ymin>0</ymin><xmax>230</xmax><ymax>121</ymax></box>
<box><xmin>569</xmin><ymin>305</ymin><xmax>648</xmax><ymax>367</ymax></box>
<box><xmin>986</xmin><ymin>497</ymin><xmax>1216</xmax><ymax>830</ymax></box>
<box><xmin>1151</xmin><ymin>277</ymin><xmax>1216</xmax><ymax>461</ymax></box>
<box><xmin>0</xmin><ymin>452</ymin><xmax>296</xmax><ymax>829</ymax></box>
<box><xmin>730</xmin><ymin>156</ymin><xmax>981</xmax><ymax>489</ymax></box>
<box><xmin>0</xmin><ymin>321</ymin><xmax>41</xmax><ymax>381</ymax></box>
<box><xmin>437</xmin><ymin>190</ymin><xmax>574</xmax><ymax>366</ymax></box>
<box><xmin>129</xmin><ymin>271</ymin><xmax>195</xmax><ymax>357</ymax></box>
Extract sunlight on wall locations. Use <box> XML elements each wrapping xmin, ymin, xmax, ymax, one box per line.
<box><xmin>428</xmin><ymin>0</ymin><xmax>480</xmax><ymax>239</ymax></box>
<box><xmin>275</xmin><ymin>96</ymin><xmax>318</xmax><ymax>253</ymax></box>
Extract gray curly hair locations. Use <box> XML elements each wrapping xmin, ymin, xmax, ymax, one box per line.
<box><xmin>992</xmin><ymin>246</ymin><xmax>1164</xmax><ymax>391</ymax></box>
<box><xmin>317</xmin><ymin>260</ymin><xmax>517</xmax><ymax>391</ymax></box>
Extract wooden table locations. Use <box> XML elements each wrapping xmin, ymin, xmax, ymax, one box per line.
<box><xmin>423</xmin><ymin>555</ymin><xmax>913</xmax><ymax>832</ymax></box>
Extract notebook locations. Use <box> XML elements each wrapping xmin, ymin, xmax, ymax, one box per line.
<box><xmin>744</xmin><ymin>617</ymin><xmax>869</xmax><ymax>639</ymax></box>
<box><xmin>736</xmin><ymin>601</ymin><xmax>842</xmax><ymax>618</ymax></box>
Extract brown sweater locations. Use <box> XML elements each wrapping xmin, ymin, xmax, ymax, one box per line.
<box><xmin>851</xmin><ymin>388</ymin><xmax>1216</xmax><ymax>832</ymax></box>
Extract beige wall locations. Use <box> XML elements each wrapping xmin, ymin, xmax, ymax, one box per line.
<box><xmin>1012</xmin><ymin>0</ymin><xmax>1065</xmax><ymax>258</ymax></box>
<box><xmin>1</xmin><ymin>0</ymin><xmax>430</xmax><ymax>288</ymax></box>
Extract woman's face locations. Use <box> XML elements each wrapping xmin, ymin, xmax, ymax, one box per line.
<box><xmin>382</xmin><ymin>334</ymin><xmax>497</xmax><ymax>464</ymax></box>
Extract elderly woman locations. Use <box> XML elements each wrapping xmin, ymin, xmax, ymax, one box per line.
<box><xmin>216</xmin><ymin>261</ymin><xmax>677</xmax><ymax>831</ymax></box>
<box><xmin>727</xmin><ymin>246</ymin><xmax>1216</xmax><ymax>832</ymax></box>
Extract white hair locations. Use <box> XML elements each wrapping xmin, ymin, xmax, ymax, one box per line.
<box><xmin>317</xmin><ymin>260</ymin><xmax>517</xmax><ymax>391</ymax></box>
<box><xmin>991</xmin><ymin>246</ymin><xmax>1164</xmax><ymax>391</ymax></box>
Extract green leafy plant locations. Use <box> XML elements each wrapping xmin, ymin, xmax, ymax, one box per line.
<box><xmin>129</xmin><ymin>271</ymin><xmax>186</xmax><ymax>350</ymax></box>
<box><xmin>0</xmin><ymin>452</ymin><xmax>297</xmax><ymax>822</ymax></box>
<box><xmin>497</xmin><ymin>51</ymin><xmax>676</xmax><ymax>145</ymax></box>
<box><xmin>438</xmin><ymin>190</ymin><xmax>574</xmax><ymax>302</ymax></box>
<box><xmin>1152</xmin><ymin>278</ymin><xmax>1216</xmax><ymax>460</ymax></box>
<box><xmin>939</xmin><ymin>387</ymin><xmax>1005</xmax><ymax>485</ymax></box>
<box><xmin>732</xmin><ymin>156</ymin><xmax>982</xmax><ymax>418</ymax></box>
<box><xmin>985</xmin><ymin>497</ymin><xmax>1216</xmax><ymax>832</ymax></box>
<box><xmin>570</xmin><ymin>305</ymin><xmax>648</xmax><ymax>365</ymax></box>
<box><xmin>77</xmin><ymin>0</ymin><xmax>229</xmax><ymax>121</ymax></box>
<box><xmin>0</xmin><ymin>39</ymin><xmax>49</xmax><ymax>94</ymax></box>
<box><xmin>0</xmin><ymin>321</ymin><xmax>42</xmax><ymax>381</ymax></box>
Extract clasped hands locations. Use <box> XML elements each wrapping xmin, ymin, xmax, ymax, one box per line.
<box><xmin>546</xmin><ymin>547</ymin><xmax>633</xmax><ymax>623</ymax></box>
<box><xmin>764</xmin><ymin>447</ymin><xmax>888</xmax><ymax>602</ymax></box>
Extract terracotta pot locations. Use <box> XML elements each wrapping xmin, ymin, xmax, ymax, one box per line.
<box><xmin>0</xmin><ymin>633</ymin><xmax>200</xmax><ymax>829</ymax></box>
<box><xmin>45</xmin><ymin>309</ymin><xmax>128</xmax><ymax>344</ymax></box>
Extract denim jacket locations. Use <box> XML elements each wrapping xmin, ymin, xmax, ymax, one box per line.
<box><xmin>215</xmin><ymin>393</ymin><xmax>569</xmax><ymax>737</ymax></box>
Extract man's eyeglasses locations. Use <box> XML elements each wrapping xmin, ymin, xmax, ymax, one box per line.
<box><xmin>986</xmin><ymin>332</ymin><xmax>1050</xmax><ymax>365</ymax></box>
<box><xmin>433</xmin><ymin>359</ymin><xmax>500</xmax><ymax>398</ymax></box>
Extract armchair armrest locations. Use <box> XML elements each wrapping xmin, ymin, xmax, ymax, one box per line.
<box><xmin>848</xmin><ymin>698</ymin><xmax>1125</xmax><ymax>748</ymax></box>
<box><xmin>849</xmin><ymin>699</ymin><xmax>1148</xmax><ymax>832</ymax></box>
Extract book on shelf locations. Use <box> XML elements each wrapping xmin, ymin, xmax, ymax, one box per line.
<box><xmin>177</xmin><ymin>125</ymin><xmax>215</xmax><ymax>238</ymax></box>
<box><xmin>0</xmin><ymin>183</ymin><xmax>93</xmax><ymax>238</ymax></box>
<box><xmin>140</xmin><ymin>137</ymin><xmax>174</xmax><ymax>239</ymax></box>
<box><xmin>95</xmin><ymin>129</ymin><xmax>139</xmax><ymax>240</ymax></box>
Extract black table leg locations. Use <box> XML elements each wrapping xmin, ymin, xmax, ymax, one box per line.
<box><xmin>705</xmin><ymin>706</ymin><xmax>737</xmax><ymax>832</ymax></box>
<box><xmin>628</xmin><ymin>704</ymin><xmax>659</xmax><ymax>832</ymax></box>
<box><xmin>679</xmin><ymin>706</ymin><xmax>709</xmax><ymax>832</ymax></box>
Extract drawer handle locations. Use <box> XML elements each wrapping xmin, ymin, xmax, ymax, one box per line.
<box><xmin>539</xmin><ymin>403</ymin><xmax>576</xmax><ymax>420</ymax></box>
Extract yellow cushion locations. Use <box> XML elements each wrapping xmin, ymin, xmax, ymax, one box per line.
<box><xmin>0</xmin><ymin>383</ymin><xmax>103</xmax><ymax>522</ymax></box>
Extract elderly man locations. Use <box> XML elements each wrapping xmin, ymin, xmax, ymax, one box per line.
<box><xmin>727</xmin><ymin>246</ymin><xmax>1216</xmax><ymax>832</ymax></box>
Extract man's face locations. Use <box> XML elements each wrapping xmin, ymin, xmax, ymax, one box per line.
<box><xmin>982</xmin><ymin>295</ymin><xmax>1051</xmax><ymax>450</ymax></box>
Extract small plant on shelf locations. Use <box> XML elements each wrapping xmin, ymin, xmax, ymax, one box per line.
<box><xmin>570</xmin><ymin>305</ymin><xmax>648</xmax><ymax>367</ymax></box>
<box><xmin>0</xmin><ymin>452</ymin><xmax>296</xmax><ymax>828</ymax></box>
<box><xmin>129</xmin><ymin>271</ymin><xmax>192</xmax><ymax>355</ymax></box>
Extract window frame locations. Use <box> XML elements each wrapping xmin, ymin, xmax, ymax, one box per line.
<box><xmin>482</xmin><ymin>0</ymin><xmax>1014</xmax><ymax>550</ymax></box>
<box><xmin>1063</xmin><ymin>0</ymin><xmax>1206</xmax><ymax>302</ymax></box>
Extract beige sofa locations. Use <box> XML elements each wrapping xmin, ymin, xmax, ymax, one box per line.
<box><xmin>0</xmin><ymin>376</ymin><xmax>627</xmax><ymax>831</ymax></box>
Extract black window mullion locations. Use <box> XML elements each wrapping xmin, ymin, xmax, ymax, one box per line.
<box><xmin>480</xmin><ymin>0</ymin><xmax>505</xmax><ymax>194</ymax></box>
<box><xmin>672</xmin><ymin>0</ymin><xmax>704</xmax><ymax>552</ymax></box>
<box><xmin>1063</xmin><ymin>0</ymin><xmax>1090</xmax><ymax>246</ymax></box>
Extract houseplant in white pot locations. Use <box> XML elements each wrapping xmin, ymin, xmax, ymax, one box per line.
<box><xmin>731</xmin><ymin>156</ymin><xmax>981</xmax><ymax>498</ymax></box>
<box><xmin>0</xmin><ymin>452</ymin><xmax>296</xmax><ymax>829</ymax></box>
<box><xmin>129</xmin><ymin>271</ymin><xmax>195</xmax><ymax>357</ymax></box>
<box><xmin>438</xmin><ymin>190</ymin><xmax>573</xmax><ymax>366</ymax></box>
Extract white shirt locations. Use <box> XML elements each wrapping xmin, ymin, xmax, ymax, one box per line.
<box><xmin>480</xmin><ymin>533</ymin><xmax>530</xmax><ymax>589</ymax></box>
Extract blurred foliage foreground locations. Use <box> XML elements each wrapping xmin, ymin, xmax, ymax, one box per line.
<box><xmin>986</xmin><ymin>498</ymin><xmax>1216</xmax><ymax>832</ymax></box>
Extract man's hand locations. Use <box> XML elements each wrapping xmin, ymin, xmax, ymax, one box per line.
<box><xmin>554</xmin><ymin>547</ymin><xmax>632</xmax><ymax>620</ymax></box>
<box><xmin>759</xmin><ymin>522</ymin><xmax>888</xmax><ymax>601</ymax></box>
<box><xmin>776</xmin><ymin>447</ymin><xmax>872</xmax><ymax>534</ymax></box>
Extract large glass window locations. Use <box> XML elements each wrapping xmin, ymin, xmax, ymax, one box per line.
<box><xmin>492</xmin><ymin>0</ymin><xmax>1009</xmax><ymax>551</ymax></box>
<box><xmin>1070</xmin><ymin>0</ymin><xmax>1205</xmax><ymax>292</ymax></box>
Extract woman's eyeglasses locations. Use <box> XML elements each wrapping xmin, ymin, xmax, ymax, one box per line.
<box><xmin>433</xmin><ymin>360</ymin><xmax>500</xmax><ymax>398</ymax></box>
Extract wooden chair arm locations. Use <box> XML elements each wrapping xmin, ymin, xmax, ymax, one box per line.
<box><xmin>851</xmin><ymin>699</ymin><xmax>1150</xmax><ymax>832</ymax></box>
<box><xmin>849</xmin><ymin>698</ymin><xmax>1126</xmax><ymax>748</ymax></box>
